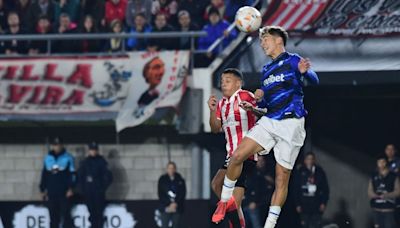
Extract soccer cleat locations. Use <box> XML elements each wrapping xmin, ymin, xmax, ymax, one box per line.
<box><xmin>212</xmin><ymin>201</ymin><xmax>227</xmax><ymax>223</ymax></box>
<box><xmin>226</xmin><ymin>196</ymin><xmax>237</xmax><ymax>212</ymax></box>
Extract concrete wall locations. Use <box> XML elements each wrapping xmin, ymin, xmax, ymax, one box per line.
<box><xmin>0</xmin><ymin>143</ymin><xmax>197</xmax><ymax>201</ymax></box>
<box><xmin>315</xmin><ymin>147</ymin><xmax>372</xmax><ymax>228</ymax></box>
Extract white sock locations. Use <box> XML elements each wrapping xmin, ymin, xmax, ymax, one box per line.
<box><xmin>220</xmin><ymin>176</ymin><xmax>236</xmax><ymax>202</ymax></box>
<box><xmin>264</xmin><ymin>206</ymin><xmax>281</xmax><ymax>228</ymax></box>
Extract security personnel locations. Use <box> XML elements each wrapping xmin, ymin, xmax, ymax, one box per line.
<box><xmin>39</xmin><ymin>137</ymin><xmax>75</xmax><ymax>228</ymax></box>
<box><xmin>78</xmin><ymin>142</ymin><xmax>113</xmax><ymax>228</ymax></box>
<box><xmin>293</xmin><ymin>152</ymin><xmax>329</xmax><ymax>228</ymax></box>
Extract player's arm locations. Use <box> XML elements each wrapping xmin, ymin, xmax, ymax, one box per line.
<box><xmin>208</xmin><ymin>95</ymin><xmax>222</xmax><ymax>133</ymax></box>
<box><xmin>298</xmin><ymin>58</ymin><xmax>319</xmax><ymax>85</ymax></box>
<box><xmin>240</xmin><ymin>101</ymin><xmax>266</xmax><ymax>117</ymax></box>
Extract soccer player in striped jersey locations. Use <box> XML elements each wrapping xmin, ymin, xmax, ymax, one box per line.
<box><xmin>208</xmin><ymin>68</ymin><xmax>263</xmax><ymax>228</ymax></box>
<box><xmin>212</xmin><ymin>26</ymin><xmax>319</xmax><ymax>228</ymax></box>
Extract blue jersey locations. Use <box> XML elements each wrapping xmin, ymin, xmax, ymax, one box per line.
<box><xmin>257</xmin><ymin>52</ymin><xmax>319</xmax><ymax>120</ymax></box>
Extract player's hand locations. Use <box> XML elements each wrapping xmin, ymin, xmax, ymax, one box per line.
<box><xmin>239</xmin><ymin>101</ymin><xmax>254</xmax><ymax>111</ymax></box>
<box><xmin>298</xmin><ymin>58</ymin><xmax>311</xmax><ymax>74</ymax></box>
<box><xmin>296</xmin><ymin>206</ymin><xmax>302</xmax><ymax>213</ymax></box>
<box><xmin>254</xmin><ymin>89</ymin><xmax>264</xmax><ymax>102</ymax></box>
<box><xmin>208</xmin><ymin>95</ymin><xmax>218</xmax><ymax>111</ymax></box>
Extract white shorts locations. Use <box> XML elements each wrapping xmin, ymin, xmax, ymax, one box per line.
<box><xmin>245</xmin><ymin>116</ymin><xmax>306</xmax><ymax>170</ymax></box>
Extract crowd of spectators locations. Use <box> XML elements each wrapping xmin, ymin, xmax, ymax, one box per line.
<box><xmin>0</xmin><ymin>0</ymin><xmax>255</xmax><ymax>55</ymax></box>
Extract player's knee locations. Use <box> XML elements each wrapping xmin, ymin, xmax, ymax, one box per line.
<box><xmin>231</xmin><ymin>152</ymin><xmax>246</xmax><ymax>165</ymax></box>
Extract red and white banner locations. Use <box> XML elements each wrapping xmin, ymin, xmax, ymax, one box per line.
<box><xmin>0</xmin><ymin>51</ymin><xmax>189</xmax><ymax>131</ymax></box>
<box><xmin>263</xmin><ymin>0</ymin><xmax>400</xmax><ymax>36</ymax></box>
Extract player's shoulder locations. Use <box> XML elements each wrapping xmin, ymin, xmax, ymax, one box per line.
<box><xmin>288</xmin><ymin>52</ymin><xmax>302</xmax><ymax>61</ymax></box>
<box><xmin>238</xmin><ymin>90</ymin><xmax>255</xmax><ymax>100</ymax></box>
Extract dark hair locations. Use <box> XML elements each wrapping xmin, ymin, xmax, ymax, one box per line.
<box><xmin>167</xmin><ymin>161</ymin><xmax>177</xmax><ymax>169</ymax></box>
<box><xmin>135</xmin><ymin>12</ymin><xmax>146</xmax><ymax>20</ymax></box>
<box><xmin>376</xmin><ymin>154</ymin><xmax>388</xmax><ymax>162</ymax></box>
<box><xmin>222</xmin><ymin>68</ymin><xmax>243</xmax><ymax>80</ymax></box>
<box><xmin>208</xmin><ymin>7</ymin><xmax>220</xmax><ymax>17</ymax></box>
<box><xmin>304</xmin><ymin>152</ymin><xmax>316</xmax><ymax>159</ymax></box>
<box><xmin>259</xmin><ymin>26</ymin><xmax>289</xmax><ymax>46</ymax></box>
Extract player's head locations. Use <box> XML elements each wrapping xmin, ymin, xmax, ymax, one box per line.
<box><xmin>259</xmin><ymin>26</ymin><xmax>288</xmax><ymax>58</ymax></box>
<box><xmin>376</xmin><ymin>154</ymin><xmax>388</xmax><ymax>170</ymax></box>
<box><xmin>166</xmin><ymin>161</ymin><xmax>177</xmax><ymax>177</ymax></box>
<box><xmin>384</xmin><ymin>144</ymin><xmax>397</xmax><ymax>159</ymax></box>
<box><xmin>304</xmin><ymin>152</ymin><xmax>316</xmax><ymax>168</ymax></box>
<box><xmin>143</xmin><ymin>57</ymin><xmax>165</xmax><ymax>89</ymax></box>
<box><xmin>220</xmin><ymin>68</ymin><xmax>243</xmax><ymax>97</ymax></box>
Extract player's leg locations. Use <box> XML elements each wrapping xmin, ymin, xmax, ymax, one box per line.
<box><xmin>264</xmin><ymin>118</ymin><xmax>306</xmax><ymax>228</ymax></box>
<box><xmin>222</xmin><ymin>137</ymin><xmax>264</xmax><ymax>201</ymax></box>
<box><xmin>233</xmin><ymin>187</ymin><xmax>246</xmax><ymax>227</ymax></box>
<box><xmin>211</xmin><ymin>169</ymin><xmax>226</xmax><ymax>198</ymax></box>
<box><xmin>264</xmin><ymin>163</ymin><xmax>291</xmax><ymax>228</ymax></box>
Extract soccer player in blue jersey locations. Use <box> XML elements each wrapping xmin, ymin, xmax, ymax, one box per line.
<box><xmin>212</xmin><ymin>26</ymin><xmax>319</xmax><ymax>228</ymax></box>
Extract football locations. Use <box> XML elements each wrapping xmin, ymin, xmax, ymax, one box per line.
<box><xmin>235</xmin><ymin>6</ymin><xmax>262</xmax><ymax>33</ymax></box>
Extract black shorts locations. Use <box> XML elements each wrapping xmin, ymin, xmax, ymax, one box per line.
<box><xmin>221</xmin><ymin>159</ymin><xmax>256</xmax><ymax>189</ymax></box>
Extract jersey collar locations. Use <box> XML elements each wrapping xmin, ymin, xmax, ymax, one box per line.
<box><xmin>223</xmin><ymin>89</ymin><xmax>242</xmax><ymax>103</ymax></box>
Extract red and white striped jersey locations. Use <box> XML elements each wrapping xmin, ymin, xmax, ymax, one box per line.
<box><xmin>216</xmin><ymin>89</ymin><xmax>257</xmax><ymax>160</ymax></box>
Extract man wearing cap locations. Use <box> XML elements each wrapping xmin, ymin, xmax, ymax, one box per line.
<box><xmin>78</xmin><ymin>142</ymin><xmax>113</xmax><ymax>228</ymax></box>
<box><xmin>39</xmin><ymin>137</ymin><xmax>75</xmax><ymax>228</ymax></box>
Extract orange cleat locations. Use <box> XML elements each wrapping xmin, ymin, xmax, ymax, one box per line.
<box><xmin>226</xmin><ymin>196</ymin><xmax>237</xmax><ymax>212</ymax></box>
<box><xmin>212</xmin><ymin>201</ymin><xmax>227</xmax><ymax>223</ymax></box>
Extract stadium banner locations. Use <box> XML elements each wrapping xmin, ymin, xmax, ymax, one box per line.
<box><xmin>263</xmin><ymin>0</ymin><xmax>400</xmax><ymax>36</ymax></box>
<box><xmin>0</xmin><ymin>51</ymin><xmax>189</xmax><ymax>129</ymax></box>
<box><xmin>0</xmin><ymin>200</ymin><xmax>209</xmax><ymax>228</ymax></box>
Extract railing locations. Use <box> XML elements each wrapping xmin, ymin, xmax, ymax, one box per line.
<box><xmin>0</xmin><ymin>31</ymin><xmax>207</xmax><ymax>56</ymax></box>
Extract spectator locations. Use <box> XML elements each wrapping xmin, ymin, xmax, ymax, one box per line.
<box><xmin>151</xmin><ymin>0</ymin><xmax>178</xmax><ymax>26</ymax></box>
<box><xmin>203</xmin><ymin>0</ymin><xmax>225</xmax><ymax>22</ymax></box>
<box><xmin>126</xmin><ymin>13</ymin><xmax>152</xmax><ymax>51</ymax></box>
<box><xmin>53</xmin><ymin>13</ymin><xmax>78</xmax><ymax>53</ymax></box>
<box><xmin>30</xmin><ymin>0</ymin><xmax>56</xmax><ymax>26</ymax></box>
<box><xmin>178</xmin><ymin>0</ymin><xmax>207</xmax><ymax>28</ymax></box>
<box><xmin>225</xmin><ymin>0</ymin><xmax>255</xmax><ymax>22</ymax></box>
<box><xmin>105</xmin><ymin>0</ymin><xmax>127</xmax><ymax>26</ymax></box>
<box><xmin>3</xmin><ymin>11</ymin><xmax>28</xmax><ymax>55</ymax></box>
<box><xmin>78</xmin><ymin>15</ymin><xmax>102</xmax><ymax>53</ymax></box>
<box><xmin>39</xmin><ymin>137</ymin><xmax>75</xmax><ymax>228</ymax></box>
<box><xmin>54</xmin><ymin>0</ymin><xmax>80</xmax><ymax>23</ymax></box>
<box><xmin>80</xmin><ymin>0</ymin><xmax>105</xmax><ymax>28</ymax></box>
<box><xmin>243</xmin><ymin>156</ymin><xmax>269</xmax><ymax>228</ymax></box>
<box><xmin>176</xmin><ymin>10</ymin><xmax>198</xmax><ymax>50</ymax></box>
<box><xmin>384</xmin><ymin>144</ymin><xmax>400</xmax><ymax>226</ymax></box>
<box><xmin>158</xmin><ymin>162</ymin><xmax>186</xmax><ymax>228</ymax></box>
<box><xmin>148</xmin><ymin>13</ymin><xmax>177</xmax><ymax>51</ymax></box>
<box><xmin>29</xmin><ymin>16</ymin><xmax>53</xmax><ymax>54</ymax></box>
<box><xmin>368</xmin><ymin>154</ymin><xmax>400</xmax><ymax>228</ymax></box>
<box><xmin>0</xmin><ymin>0</ymin><xmax>9</xmax><ymax>33</ymax></box>
<box><xmin>78</xmin><ymin>142</ymin><xmax>113</xmax><ymax>228</ymax></box>
<box><xmin>385</xmin><ymin>144</ymin><xmax>400</xmax><ymax>174</ymax></box>
<box><xmin>125</xmin><ymin>0</ymin><xmax>152</xmax><ymax>28</ymax></box>
<box><xmin>197</xmin><ymin>8</ymin><xmax>237</xmax><ymax>64</ymax></box>
<box><xmin>14</xmin><ymin>0</ymin><xmax>32</xmax><ymax>32</ymax></box>
<box><xmin>293</xmin><ymin>152</ymin><xmax>330</xmax><ymax>228</ymax></box>
<box><xmin>103</xmin><ymin>19</ymin><xmax>124</xmax><ymax>52</ymax></box>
